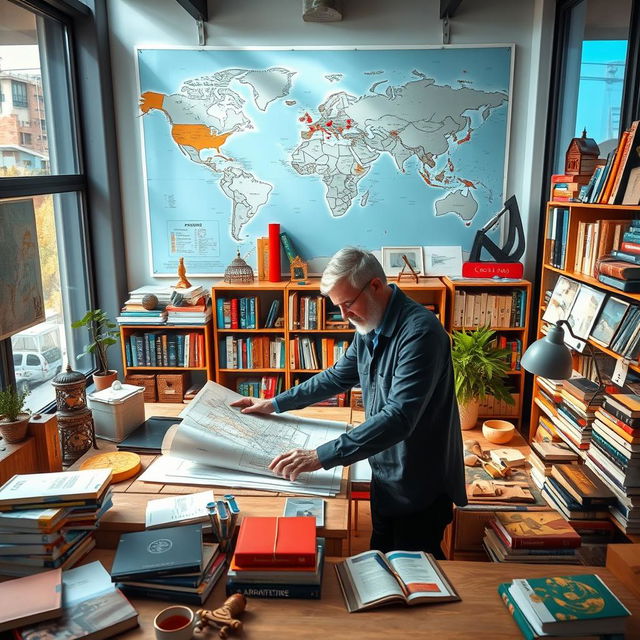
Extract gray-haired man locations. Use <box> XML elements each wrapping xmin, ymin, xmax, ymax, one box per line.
<box><xmin>231</xmin><ymin>247</ymin><xmax>467</xmax><ymax>557</ymax></box>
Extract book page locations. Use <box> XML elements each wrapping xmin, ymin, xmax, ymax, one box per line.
<box><xmin>345</xmin><ymin>551</ymin><xmax>404</xmax><ymax>604</ymax></box>
<box><xmin>145</xmin><ymin>489</ymin><xmax>214</xmax><ymax>528</ymax></box>
<box><xmin>387</xmin><ymin>551</ymin><xmax>452</xmax><ymax>602</ymax></box>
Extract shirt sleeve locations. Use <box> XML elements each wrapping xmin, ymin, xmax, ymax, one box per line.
<box><xmin>317</xmin><ymin>321</ymin><xmax>449</xmax><ymax>469</ymax></box>
<box><xmin>273</xmin><ymin>337</ymin><xmax>360</xmax><ymax>412</ymax></box>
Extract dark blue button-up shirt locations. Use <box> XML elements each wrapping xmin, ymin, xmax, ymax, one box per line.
<box><xmin>273</xmin><ymin>285</ymin><xmax>467</xmax><ymax>516</ymax></box>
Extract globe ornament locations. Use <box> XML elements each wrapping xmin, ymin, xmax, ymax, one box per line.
<box><xmin>224</xmin><ymin>251</ymin><xmax>254</xmax><ymax>284</ymax></box>
<box><xmin>142</xmin><ymin>294</ymin><xmax>159</xmax><ymax>310</ymax></box>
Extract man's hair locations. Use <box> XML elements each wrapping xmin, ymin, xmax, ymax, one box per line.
<box><xmin>320</xmin><ymin>247</ymin><xmax>387</xmax><ymax>295</ymax></box>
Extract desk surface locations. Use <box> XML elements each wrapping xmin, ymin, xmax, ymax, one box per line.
<box><xmin>72</xmin><ymin>405</ymin><xmax>352</xmax><ymax>555</ymax></box>
<box><xmin>86</xmin><ymin>549</ymin><xmax>640</xmax><ymax>640</ymax></box>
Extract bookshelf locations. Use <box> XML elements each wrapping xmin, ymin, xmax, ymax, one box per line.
<box><xmin>442</xmin><ymin>276</ymin><xmax>532</xmax><ymax>427</ymax></box>
<box><xmin>530</xmin><ymin>201</ymin><xmax>640</xmax><ymax>543</ymax></box>
<box><xmin>119</xmin><ymin>321</ymin><xmax>215</xmax><ymax>382</ymax></box>
<box><xmin>211</xmin><ymin>277</ymin><xmax>447</xmax><ymax>401</ymax></box>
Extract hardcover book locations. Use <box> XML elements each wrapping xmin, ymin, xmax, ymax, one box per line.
<box><xmin>117</xmin><ymin>416</ymin><xmax>181</xmax><ymax>454</ymax></box>
<box><xmin>530</xmin><ymin>441</ymin><xmax>579</xmax><ymax>462</ymax></box>
<box><xmin>508</xmin><ymin>574</ymin><xmax>630</xmax><ymax>636</ymax></box>
<box><xmin>234</xmin><ymin>516</ymin><xmax>316</xmax><ymax>568</ymax></box>
<box><xmin>111</xmin><ymin>523</ymin><xmax>204</xmax><ymax>581</ymax></box>
<box><xmin>145</xmin><ymin>489</ymin><xmax>214</xmax><ymax>529</ymax></box>
<box><xmin>0</xmin><ymin>568</ymin><xmax>62</xmax><ymax>632</ymax></box>
<box><xmin>335</xmin><ymin>550</ymin><xmax>460</xmax><ymax>613</ymax></box>
<box><xmin>551</xmin><ymin>464</ymin><xmax>616</xmax><ymax>506</ymax></box>
<box><xmin>606</xmin><ymin>393</ymin><xmax>640</xmax><ymax>418</ymax></box>
<box><xmin>491</xmin><ymin>511</ymin><xmax>581</xmax><ymax>549</ymax></box>
<box><xmin>282</xmin><ymin>498</ymin><xmax>325</xmax><ymax>527</ymax></box>
<box><xmin>15</xmin><ymin>561</ymin><xmax>138</xmax><ymax>640</ymax></box>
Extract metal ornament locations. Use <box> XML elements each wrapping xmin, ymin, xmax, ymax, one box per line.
<box><xmin>52</xmin><ymin>365</ymin><xmax>96</xmax><ymax>465</ymax></box>
<box><xmin>224</xmin><ymin>251</ymin><xmax>254</xmax><ymax>284</ymax></box>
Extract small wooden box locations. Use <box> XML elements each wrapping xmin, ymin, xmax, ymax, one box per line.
<box><xmin>157</xmin><ymin>373</ymin><xmax>188</xmax><ymax>403</ymax></box>
<box><xmin>125</xmin><ymin>374</ymin><xmax>157</xmax><ymax>402</ymax></box>
<box><xmin>350</xmin><ymin>388</ymin><xmax>363</xmax><ymax>410</ymax></box>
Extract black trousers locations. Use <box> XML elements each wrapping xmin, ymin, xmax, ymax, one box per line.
<box><xmin>369</xmin><ymin>487</ymin><xmax>453</xmax><ymax>559</ymax></box>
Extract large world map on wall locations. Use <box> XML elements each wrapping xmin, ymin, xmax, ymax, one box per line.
<box><xmin>137</xmin><ymin>47</ymin><xmax>512</xmax><ymax>275</ymax></box>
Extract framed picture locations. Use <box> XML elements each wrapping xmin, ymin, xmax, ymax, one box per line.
<box><xmin>0</xmin><ymin>199</ymin><xmax>45</xmax><ymax>341</ymax></box>
<box><xmin>381</xmin><ymin>246</ymin><xmax>423</xmax><ymax>276</ymax></box>
<box><xmin>590</xmin><ymin>296</ymin><xmax>631</xmax><ymax>348</ymax></box>
<box><xmin>542</xmin><ymin>276</ymin><xmax>580</xmax><ymax>326</ymax></box>
<box><xmin>423</xmin><ymin>246</ymin><xmax>463</xmax><ymax>277</ymax></box>
<box><xmin>564</xmin><ymin>285</ymin><xmax>607</xmax><ymax>352</ymax></box>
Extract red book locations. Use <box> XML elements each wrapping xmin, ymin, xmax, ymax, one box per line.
<box><xmin>230</xmin><ymin>298</ymin><xmax>239</xmax><ymax>329</ymax></box>
<box><xmin>234</xmin><ymin>516</ymin><xmax>316</xmax><ymax>568</ymax></box>
<box><xmin>621</xmin><ymin>241</ymin><xmax>640</xmax><ymax>255</ymax></box>
<box><xmin>491</xmin><ymin>511</ymin><xmax>581</xmax><ymax>549</ymax></box>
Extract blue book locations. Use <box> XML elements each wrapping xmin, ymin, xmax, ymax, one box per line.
<box><xmin>148</xmin><ymin>333</ymin><xmax>157</xmax><ymax>367</ymax></box>
<box><xmin>498</xmin><ymin>582</ymin><xmax>537</xmax><ymax>640</ymax></box>
<box><xmin>218</xmin><ymin>339</ymin><xmax>227</xmax><ymax>369</ymax></box>
<box><xmin>129</xmin><ymin>336</ymin><xmax>138</xmax><ymax>366</ymax></box>
<box><xmin>249</xmin><ymin>297</ymin><xmax>256</xmax><ymax>329</ymax></box>
<box><xmin>167</xmin><ymin>335</ymin><xmax>178</xmax><ymax>367</ymax></box>
<box><xmin>598</xmin><ymin>273</ymin><xmax>640</xmax><ymax>293</ymax></box>
<box><xmin>224</xmin><ymin>580</ymin><xmax>321</xmax><ymax>600</ymax></box>
<box><xmin>216</xmin><ymin>298</ymin><xmax>225</xmax><ymax>328</ymax></box>
<box><xmin>125</xmin><ymin>341</ymin><xmax>132</xmax><ymax>367</ymax></box>
<box><xmin>176</xmin><ymin>334</ymin><xmax>185</xmax><ymax>366</ymax></box>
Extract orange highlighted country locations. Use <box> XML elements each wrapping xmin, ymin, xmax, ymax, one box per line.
<box><xmin>171</xmin><ymin>125</ymin><xmax>233</xmax><ymax>153</ymax></box>
<box><xmin>139</xmin><ymin>91</ymin><xmax>165</xmax><ymax>114</ymax></box>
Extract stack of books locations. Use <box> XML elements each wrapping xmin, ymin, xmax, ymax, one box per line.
<box><xmin>9</xmin><ymin>561</ymin><xmax>138</xmax><ymax>640</ymax></box>
<box><xmin>111</xmin><ymin>524</ymin><xmax>225</xmax><ymax>604</ymax></box>
<box><xmin>166</xmin><ymin>301</ymin><xmax>212</xmax><ymax>325</ymax></box>
<box><xmin>528</xmin><ymin>440</ymin><xmax>579</xmax><ymax>489</ymax></box>
<box><xmin>226</xmin><ymin>516</ymin><xmax>322</xmax><ymax>599</ymax></box>
<box><xmin>597</xmin><ymin>245</ymin><xmax>640</xmax><ymax>295</ymax></box>
<box><xmin>118</xmin><ymin>285</ymin><xmax>174</xmax><ymax>325</ymax></box>
<box><xmin>499</xmin><ymin>573</ymin><xmax>630</xmax><ymax>639</ymax></box>
<box><xmin>587</xmin><ymin>393</ymin><xmax>640</xmax><ymax>534</ymax></box>
<box><xmin>483</xmin><ymin>511</ymin><xmax>581</xmax><ymax>564</ymax></box>
<box><xmin>542</xmin><ymin>463</ymin><xmax>616</xmax><ymax>523</ymax></box>
<box><xmin>0</xmin><ymin>470</ymin><xmax>113</xmax><ymax>577</ymax></box>
<box><xmin>550</xmin><ymin>173</ymin><xmax>591</xmax><ymax>201</ymax></box>
<box><xmin>549</xmin><ymin>377</ymin><xmax>603</xmax><ymax>457</ymax></box>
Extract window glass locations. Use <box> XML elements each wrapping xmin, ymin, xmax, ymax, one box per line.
<box><xmin>0</xmin><ymin>1</ymin><xmax>79</xmax><ymax>177</ymax></box>
<box><xmin>554</xmin><ymin>0</ymin><xmax>632</xmax><ymax>170</ymax></box>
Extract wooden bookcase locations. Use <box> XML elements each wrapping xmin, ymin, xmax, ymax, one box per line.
<box><xmin>529</xmin><ymin>201</ymin><xmax>640</xmax><ymax>543</ymax></box>
<box><xmin>211</xmin><ymin>277</ymin><xmax>447</xmax><ymax>398</ymax></box>
<box><xmin>119</xmin><ymin>321</ymin><xmax>215</xmax><ymax>383</ymax></box>
<box><xmin>442</xmin><ymin>276</ymin><xmax>532</xmax><ymax>428</ymax></box>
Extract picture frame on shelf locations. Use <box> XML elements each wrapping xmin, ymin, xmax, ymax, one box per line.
<box><xmin>381</xmin><ymin>246</ymin><xmax>423</xmax><ymax>276</ymax></box>
<box><xmin>423</xmin><ymin>246</ymin><xmax>463</xmax><ymax>277</ymax></box>
<box><xmin>564</xmin><ymin>284</ymin><xmax>607</xmax><ymax>352</ymax></box>
<box><xmin>542</xmin><ymin>275</ymin><xmax>580</xmax><ymax>325</ymax></box>
<box><xmin>590</xmin><ymin>296</ymin><xmax>631</xmax><ymax>348</ymax></box>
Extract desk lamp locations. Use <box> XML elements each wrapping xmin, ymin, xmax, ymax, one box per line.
<box><xmin>521</xmin><ymin>319</ymin><xmax>604</xmax><ymax>402</ymax></box>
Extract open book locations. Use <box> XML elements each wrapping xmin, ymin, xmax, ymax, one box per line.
<box><xmin>335</xmin><ymin>550</ymin><xmax>460</xmax><ymax>612</ymax></box>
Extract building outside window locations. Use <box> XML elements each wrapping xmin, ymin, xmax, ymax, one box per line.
<box><xmin>11</xmin><ymin>79</ymin><xmax>28</xmax><ymax>107</ymax></box>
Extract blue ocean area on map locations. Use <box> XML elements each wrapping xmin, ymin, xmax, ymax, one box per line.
<box><xmin>138</xmin><ymin>47</ymin><xmax>511</xmax><ymax>275</ymax></box>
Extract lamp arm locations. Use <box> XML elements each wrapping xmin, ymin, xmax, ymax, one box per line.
<box><xmin>556</xmin><ymin>320</ymin><xmax>604</xmax><ymax>404</ymax></box>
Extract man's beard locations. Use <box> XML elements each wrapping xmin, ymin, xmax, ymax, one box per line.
<box><xmin>348</xmin><ymin>299</ymin><xmax>385</xmax><ymax>335</ymax></box>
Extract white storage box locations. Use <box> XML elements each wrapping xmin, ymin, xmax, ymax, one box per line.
<box><xmin>88</xmin><ymin>382</ymin><xmax>145</xmax><ymax>442</ymax></box>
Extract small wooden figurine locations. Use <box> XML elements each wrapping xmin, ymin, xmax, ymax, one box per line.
<box><xmin>396</xmin><ymin>254</ymin><xmax>419</xmax><ymax>283</ymax></box>
<box><xmin>175</xmin><ymin>257</ymin><xmax>192</xmax><ymax>289</ymax></box>
<box><xmin>565</xmin><ymin>129</ymin><xmax>599</xmax><ymax>176</ymax></box>
<box><xmin>195</xmin><ymin>593</ymin><xmax>247</xmax><ymax>639</ymax></box>
<box><xmin>290</xmin><ymin>255</ymin><xmax>308</xmax><ymax>283</ymax></box>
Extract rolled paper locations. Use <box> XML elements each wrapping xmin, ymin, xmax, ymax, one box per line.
<box><xmin>268</xmin><ymin>223</ymin><xmax>281</xmax><ymax>282</ymax></box>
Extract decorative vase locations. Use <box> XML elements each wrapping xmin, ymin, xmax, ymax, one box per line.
<box><xmin>93</xmin><ymin>370</ymin><xmax>118</xmax><ymax>391</ymax></box>
<box><xmin>458</xmin><ymin>400</ymin><xmax>479</xmax><ymax>431</ymax></box>
<box><xmin>0</xmin><ymin>413</ymin><xmax>30</xmax><ymax>444</ymax></box>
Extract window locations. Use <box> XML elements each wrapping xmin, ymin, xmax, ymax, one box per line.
<box><xmin>11</xmin><ymin>80</ymin><xmax>28</xmax><ymax>108</ymax></box>
<box><xmin>1</xmin><ymin>2</ymin><xmax>92</xmax><ymax>413</ymax></box>
<box><xmin>552</xmin><ymin>0</ymin><xmax>633</xmax><ymax>171</ymax></box>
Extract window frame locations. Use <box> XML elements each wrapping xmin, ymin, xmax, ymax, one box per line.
<box><xmin>0</xmin><ymin>0</ymin><xmax>127</xmax><ymax>409</ymax></box>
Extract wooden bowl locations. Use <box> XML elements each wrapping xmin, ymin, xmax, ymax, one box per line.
<box><xmin>482</xmin><ymin>419</ymin><xmax>515</xmax><ymax>444</ymax></box>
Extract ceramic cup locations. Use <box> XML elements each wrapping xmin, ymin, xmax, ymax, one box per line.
<box><xmin>153</xmin><ymin>605</ymin><xmax>196</xmax><ymax>640</ymax></box>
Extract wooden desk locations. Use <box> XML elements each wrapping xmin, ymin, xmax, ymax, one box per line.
<box><xmin>86</xmin><ymin>549</ymin><xmax>640</xmax><ymax>639</ymax></box>
<box><xmin>73</xmin><ymin>405</ymin><xmax>352</xmax><ymax>556</ymax></box>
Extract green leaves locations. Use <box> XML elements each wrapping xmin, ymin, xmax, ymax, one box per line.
<box><xmin>451</xmin><ymin>326</ymin><xmax>515</xmax><ymax>406</ymax></box>
<box><xmin>72</xmin><ymin>308</ymin><xmax>120</xmax><ymax>375</ymax></box>
<box><xmin>0</xmin><ymin>386</ymin><xmax>30</xmax><ymax>422</ymax></box>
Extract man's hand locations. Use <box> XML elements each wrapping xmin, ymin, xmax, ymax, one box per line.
<box><xmin>269</xmin><ymin>449</ymin><xmax>322</xmax><ymax>482</ymax></box>
<box><xmin>230</xmin><ymin>397</ymin><xmax>275</xmax><ymax>415</ymax></box>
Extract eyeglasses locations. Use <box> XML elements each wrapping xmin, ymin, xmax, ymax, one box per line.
<box><xmin>334</xmin><ymin>280</ymin><xmax>371</xmax><ymax>311</ymax></box>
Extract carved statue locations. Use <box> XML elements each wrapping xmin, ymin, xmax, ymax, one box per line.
<box><xmin>194</xmin><ymin>593</ymin><xmax>247</xmax><ymax>639</ymax></box>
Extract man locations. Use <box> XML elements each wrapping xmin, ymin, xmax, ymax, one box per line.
<box><xmin>231</xmin><ymin>247</ymin><xmax>467</xmax><ymax>557</ymax></box>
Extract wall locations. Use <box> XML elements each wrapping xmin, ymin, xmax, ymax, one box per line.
<box><xmin>106</xmin><ymin>0</ymin><xmax>555</xmax><ymax>287</ymax></box>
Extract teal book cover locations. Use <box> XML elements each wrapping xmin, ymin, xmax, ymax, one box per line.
<box><xmin>512</xmin><ymin>574</ymin><xmax>630</xmax><ymax>635</ymax></box>
<box><xmin>497</xmin><ymin>582</ymin><xmax>537</xmax><ymax>640</ymax></box>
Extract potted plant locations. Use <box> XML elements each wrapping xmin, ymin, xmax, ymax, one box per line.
<box><xmin>0</xmin><ymin>386</ymin><xmax>30</xmax><ymax>444</ymax></box>
<box><xmin>72</xmin><ymin>309</ymin><xmax>120</xmax><ymax>390</ymax></box>
<box><xmin>451</xmin><ymin>326</ymin><xmax>514</xmax><ymax>430</ymax></box>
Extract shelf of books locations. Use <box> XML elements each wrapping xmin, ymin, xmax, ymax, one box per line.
<box><xmin>211</xmin><ymin>277</ymin><xmax>447</xmax><ymax>407</ymax></box>
<box><xmin>530</xmin><ymin>200</ymin><xmax>640</xmax><ymax>542</ymax></box>
<box><xmin>442</xmin><ymin>276</ymin><xmax>531</xmax><ymax>427</ymax></box>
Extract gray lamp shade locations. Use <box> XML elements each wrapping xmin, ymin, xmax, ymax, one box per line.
<box><xmin>521</xmin><ymin>323</ymin><xmax>573</xmax><ymax>380</ymax></box>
